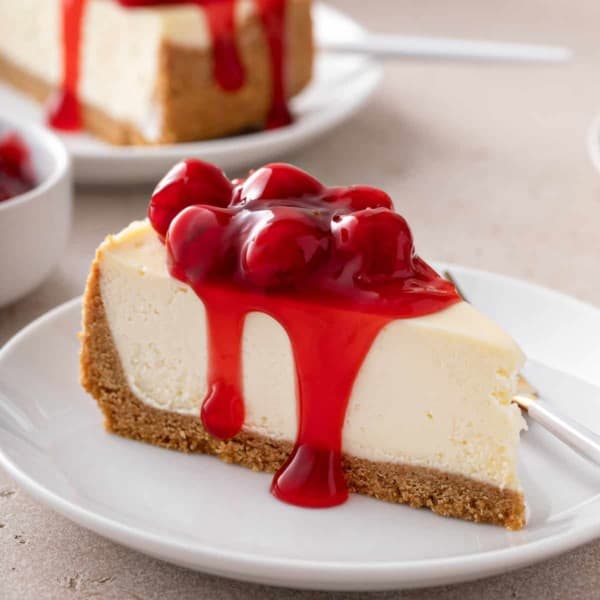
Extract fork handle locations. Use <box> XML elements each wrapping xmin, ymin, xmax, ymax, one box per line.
<box><xmin>516</xmin><ymin>395</ymin><xmax>600</xmax><ymax>466</ymax></box>
<box><xmin>318</xmin><ymin>35</ymin><xmax>572</xmax><ymax>64</ymax></box>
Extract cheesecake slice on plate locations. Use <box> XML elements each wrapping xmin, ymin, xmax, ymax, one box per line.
<box><xmin>0</xmin><ymin>0</ymin><xmax>313</xmax><ymax>144</ymax></box>
<box><xmin>80</xmin><ymin>160</ymin><xmax>526</xmax><ymax>529</ymax></box>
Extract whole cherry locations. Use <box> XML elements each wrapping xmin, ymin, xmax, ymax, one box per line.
<box><xmin>242</xmin><ymin>208</ymin><xmax>329</xmax><ymax>289</ymax></box>
<box><xmin>332</xmin><ymin>208</ymin><xmax>415</xmax><ymax>284</ymax></box>
<box><xmin>239</xmin><ymin>163</ymin><xmax>323</xmax><ymax>206</ymax></box>
<box><xmin>166</xmin><ymin>205</ymin><xmax>234</xmax><ymax>286</ymax></box>
<box><xmin>149</xmin><ymin>159</ymin><xmax>233</xmax><ymax>240</ymax></box>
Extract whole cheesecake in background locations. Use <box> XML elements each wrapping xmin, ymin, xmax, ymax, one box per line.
<box><xmin>80</xmin><ymin>160</ymin><xmax>527</xmax><ymax>528</ymax></box>
<box><xmin>0</xmin><ymin>0</ymin><xmax>313</xmax><ymax>144</ymax></box>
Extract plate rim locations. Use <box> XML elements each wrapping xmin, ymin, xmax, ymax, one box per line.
<box><xmin>1</xmin><ymin>265</ymin><xmax>600</xmax><ymax>590</ymax></box>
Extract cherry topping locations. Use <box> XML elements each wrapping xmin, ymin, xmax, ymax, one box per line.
<box><xmin>240</xmin><ymin>163</ymin><xmax>323</xmax><ymax>205</ymax></box>
<box><xmin>149</xmin><ymin>159</ymin><xmax>233</xmax><ymax>239</ymax></box>
<box><xmin>242</xmin><ymin>208</ymin><xmax>329</xmax><ymax>289</ymax></box>
<box><xmin>332</xmin><ymin>208</ymin><xmax>415</xmax><ymax>284</ymax></box>
<box><xmin>326</xmin><ymin>186</ymin><xmax>393</xmax><ymax>211</ymax></box>
<box><xmin>230</xmin><ymin>181</ymin><xmax>244</xmax><ymax>206</ymax></box>
<box><xmin>166</xmin><ymin>205</ymin><xmax>234</xmax><ymax>284</ymax></box>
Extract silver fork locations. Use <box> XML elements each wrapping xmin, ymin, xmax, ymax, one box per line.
<box><xmin>444</xmin><ymin>270</ymin><xmax>600</xmax><ymax>467</ymax></box>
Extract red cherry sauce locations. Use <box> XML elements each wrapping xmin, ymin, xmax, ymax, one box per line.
<box><xmin>149</xmin><ymin>161</ymin><xmax>460</xmax><ymax>508</ymax></box>
<box><xmin>50</xmin><ymin>0</ymin><xmax>290</xmax><ymax>132</ymax></box>
<box><xmin>255</xmin><ymin>0</ymin><xmax>291</xmax><ymax>128</ymax></box>
<box><xmin>48</xmin><ymin>0</ymin><xmax>87</xmax><ymax>130</ymax></box>
<box><xmin>0</xmin><ymin>133</ymin><xmax>35</xmax><ymax>202</ymax></box>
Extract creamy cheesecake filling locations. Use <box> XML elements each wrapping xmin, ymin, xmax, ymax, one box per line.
<box><xmin>0</xmin><ymin>0</ymin><xmax>257</xmax><ymax>139</ymax></box>
<box><xmin>98</xmin><ymin>221</ymin><xmax>526</xmax><ymax>491</ymax></box>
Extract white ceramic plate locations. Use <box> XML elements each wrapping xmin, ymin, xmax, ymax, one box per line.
<box><xmin>1</xmin><ymin>264</ymin><xmax>600</xmax><ymax>591</ymax></box>
<box><xmin>0</xmin><ymin>4</ymin><xmax>381</xmax><ymax>185</ymax></box>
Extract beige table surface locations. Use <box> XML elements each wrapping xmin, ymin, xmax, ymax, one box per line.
<box><xmin>2</xmin><ymin>1</ymin><xmax>600</xmax><ymax>598</ymax></box>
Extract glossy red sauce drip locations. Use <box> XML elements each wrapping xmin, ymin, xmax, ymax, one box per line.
<box><xmin>51</xmin><ymin>0</ymin><xmax>290</xmax><ymax>132</ymax></box>
<box><xmin>0</xmin><ymin>133</ymin><xmax>35</xmax><ymax>202</ymax></box>
<box><xmin>255</xmin><ymin>0</ymin><xmax>291</xmax><ymax>129</ymax></box>
<box><xmin>148</xmin><ymin>160</ymin><xmax>461</xmax><ymax>507</ymax></box>
<box><xmin>203</xmin><ymin>0</ymin><xmax>245</xmax><ymax>91</ymax></box>
<box><xmin>49</xmin><ymin>0</ymin><xmax>87</xmax><ymax>130</ymax></box>
<box><xmin>201</xmin><ymin>290</ymin><xmax>246</xmax><ymax>439</ymax></box>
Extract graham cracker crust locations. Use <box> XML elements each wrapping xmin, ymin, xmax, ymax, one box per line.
<box><xmin>0</xmin><ymin>0</ymin><xmax>313</xmax><ymax>145</ymax></box>
<box><xmin>80</xmin><ymin>255</ymin><xmax>526</xmax><ymax>530</ymax></box>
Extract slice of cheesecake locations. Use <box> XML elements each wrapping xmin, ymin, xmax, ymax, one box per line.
<box><xmin>80</xmin><ymin>161</ymin><xmax>526</xmax><ymax>528</ymax></box>
<box><xmin>0</xmin><ymin>0</ymin><xmax>313</xmax><ymax>144</ymax></box>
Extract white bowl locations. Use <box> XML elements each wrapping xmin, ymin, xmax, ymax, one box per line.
<box><xmin>0</xmin><ymin>116</ymin><xmax>72</xmax><ymax>307</ymax></box>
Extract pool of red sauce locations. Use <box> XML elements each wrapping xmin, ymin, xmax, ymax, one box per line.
<box><xmin>0</xmin><ymin>133</ymin><xmax>35</xmax><ymax>202</ymax></box>
<box><xmin>148</xmin><ymin>160</ymin><xmax>460</xmax><ymax>508</ymax></box>
<box><xmin>50</xmin><ymin>0</ymin><xmax>291</xmax><ymax>133</ymax></box>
